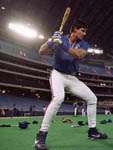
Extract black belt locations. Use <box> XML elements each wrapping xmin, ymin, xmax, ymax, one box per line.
<box><xmin>70</xmin><ymin>72</ymin><xmax>77</xmax><ymax>76</ymax></box>
<box><xmin>55</xmin><ymin>69</ymin><xmax>77</xmax><ymax>76</ymax></box>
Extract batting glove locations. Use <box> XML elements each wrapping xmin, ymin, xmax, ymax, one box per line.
<box><xmin>46</xmin><ymin>41</ymin><xmax>54</xmax><ymax>49</ymax></box>
<box><xmin>52</xmin><ymin>31</ymin><xmax>62</xmax><ymax>45</ymax></box>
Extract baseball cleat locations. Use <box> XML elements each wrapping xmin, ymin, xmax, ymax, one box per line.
<box><xmin>34</xmin><ymin>131</ymin><xmax>48</xmax><ymax>150</ymax></box>
<box><xmin>88</xmin><ymin>128</ymin><xmax>108</xmax><ymax>139</ymax></box>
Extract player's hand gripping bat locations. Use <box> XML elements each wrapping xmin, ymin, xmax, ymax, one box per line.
<box><xmin>53</xmin><ymin>7</ymin><xmax>71</xmax><ymax>44</ymax></box>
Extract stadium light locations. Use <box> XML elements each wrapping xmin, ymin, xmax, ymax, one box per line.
<box><xmin>8</xmin><ymin>23</ymin><xmax>37</xmax><ymax>38</ymax></box>
<box><xmin>88</xmin><ymin>48</ymin><xmax>103</xmax><ymax>54</ymax></box>
<box><xmin>38</xmin><ymin>35</ymin><xmax>44</xmax><ymax>39</ymax></box>
<box><xmin>88</xmin><ymin>48</ymin><xmax>93</xmax><ymax>53</ymax></box>
<box><xmin>1</xmin><ymin>6</ymin><xmax>5</xmax><ymax>10</ymax></box>
<box><xmin>48</xmin><ymin>38</ymin><xmax>52</xmax><ymax>41</ymax></box>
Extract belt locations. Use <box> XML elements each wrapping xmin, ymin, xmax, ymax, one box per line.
<box><xmin>55</xmin><ymin>69</ymin><xmax>77</xmax><ymax>76</ymax></box>
<box><xmin>70</xmin><ymin>72</ymin><xmax>77</xmax><ymax>76</ymax></box>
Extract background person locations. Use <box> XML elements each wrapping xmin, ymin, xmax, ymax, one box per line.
<box><xmin>73</xmin><ymin>101</ymin><xmax>78</xmax><ymax>116</ymax></box>
<box><xmin>81</xmin><ymin>102</ymin><xmax>87</xmax><ymax>116</ymax></box>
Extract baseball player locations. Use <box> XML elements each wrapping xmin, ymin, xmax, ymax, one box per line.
<box><xmin>105</xmin><ymin>106</ymin><xmax>111</xmax><ymax>115</ymax></box>
<box><xmin>34</xmin><ymin>19</ymin><xmax>108</xmax><ymax>150</ymax></box>
<box><xmin>81</xmin><ymin>102</ymin><xmax>87</xmax><ymax>116</ymax></box>
<box><xmin>73</xmin><ymin>102</ymin><xmax>78</xmax><ymax>116</ymax></box>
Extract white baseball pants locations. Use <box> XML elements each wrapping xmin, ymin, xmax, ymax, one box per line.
<box><xmin>40</xmin><ymin>69</ymin><xmax>97</xmax><ymax>132</ymax></box>
<box><xmin>82</xmin><ymin>108</ymin><xmax>86</xmax><ymax>116</ymax></box>
<box><xmin>74</xmin><ymin>107</ymin><xmax>78</xmax><ymax>116</ymax></box>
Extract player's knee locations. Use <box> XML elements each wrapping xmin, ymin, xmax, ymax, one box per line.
<box><xmin>87</xmin><ymin>94</ymin><xmax>97</xmax><ymax>105</ymax></box>
<box><xmin>53</xmin><ymin>94</ymin><xmax>64</xmax><ymax>105</ymax></box>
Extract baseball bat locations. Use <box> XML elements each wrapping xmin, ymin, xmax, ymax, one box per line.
<box><xmin>53</xmin><ymin>7</ymin><xmax>71</xmax><ymax>44</ymax></box>
<box><xmin>59</xmin><ymin>7</ymin><xmax>71</xmax><ymax>32</ymax></box>
<box><xmin>0</xmin><ymin>124</ymin><xmax>18</xmax><ymax>127</ymax></box>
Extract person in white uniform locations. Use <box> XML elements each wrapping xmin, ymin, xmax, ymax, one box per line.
<box><xmin>105</xmin><ymin>106</ymin><xmax>111</xmax><ymax>115</ymax></box>
<box><xmin>81</xmin><ymin>102</ymin><xmax>87</xmax><ymax>116</ymax></box>
<box><xmin>73</xmin><ymin>102</ymin><xmax>78</xmax><ymax>116</ymax></box>
<box><xmin>34</xmin><ymin>19</ymin><xmax>108</xmax><ymax>150</ymax></box>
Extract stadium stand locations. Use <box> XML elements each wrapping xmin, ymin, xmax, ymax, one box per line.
<box><xmin>0</xmin><ymin>39</ymin><xmax>113</xmax><ymax>116</ymax></box>
<box><xmin>79</xmin><ymin>63</ymin><xmax>113</xmax><ymax>76</ymax></box>
<box><xmin>0</xmin><ymin>94</ymin><xmax>74</xmax><ymax>116</ymax></box>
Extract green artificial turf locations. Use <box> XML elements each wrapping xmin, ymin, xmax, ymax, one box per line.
<box><xmin>0</xmin><ymin>115</ymin><xmax>113</xmax><ymax>150</ymax></box>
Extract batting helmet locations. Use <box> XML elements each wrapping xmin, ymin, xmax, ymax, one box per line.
<box><xmin>107</xmin><ymin>119</ymin><xmax>112</xmax><ymax>123</ymax></box>
<box><xmin>78</xmin><ymin>121</ymin><xmax>85</xmax><ymax>126</ymax></box>
<box><xmin>19</xmin><ymin>121</ymin><xmax>29</xmax><ymax>129</ymax></box>
<box><xmin>100</xmin><ymin>120</ymin><xmax>107</xmax><ymax>124</ymax></box>
<box><xmin>32</xmin><ymin>120</ymin><xmax>38</xmax><ymax>124</ymax></box>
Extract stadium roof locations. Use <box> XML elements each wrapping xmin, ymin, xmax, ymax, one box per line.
<box><xmin>0</xmin><ymin>0</ymin><xmax>113</xmax><ymax>57</ymax></box>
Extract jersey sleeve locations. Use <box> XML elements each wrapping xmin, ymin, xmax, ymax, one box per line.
<box><xmin>80</xmin><ymin>41</ymin><xmax>89</xmax><ymax>51</ymax></box>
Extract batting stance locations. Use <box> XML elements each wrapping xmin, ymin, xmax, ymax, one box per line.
<box><xmin>34</xmin><ymin>19</ymin><xmax>108</xmax><ymax>150</ymax></box>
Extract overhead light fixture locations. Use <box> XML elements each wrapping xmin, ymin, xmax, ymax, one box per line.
<box><xmin>1</xmin><ymin>6</ymin><xmax>5</xmax><ymax>10</ymax></box>
<box><xmin>94</xmin><ymin>49</ymin><xmax>102</xmax><ymax>54</ymax></box>
<box><xmin>48</xmin><ymin>38</ymin><xmax>52</xmax><ymax>41</ymax></box>
<box><xmin>8</xmin><ymin>22</ymin><xmax>37</xmax><ymax>38</ymax></box>
<box><xmin>2</xmin><ymin>90</ymin><xmax>6</xmax><ymax>94</ymax></box>
<box><xmin>88</xmin><ymin>48</ymin><xmax>93</xmax><ymax>53</ymax></box>
<box><xmin>88</xmin><ymin>48</ymin><xmax>103</xmax><ymax>54</ymax></box>
<box><xmin>38</xmin><ymin>35</ymin><xmax>44</xmax><ymax>39</ymax></box>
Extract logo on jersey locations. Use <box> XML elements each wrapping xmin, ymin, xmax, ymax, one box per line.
<box><xmin>75</xmin><ymin>44</ymin><xmax>80</xmax><ymax>49</ymax></box>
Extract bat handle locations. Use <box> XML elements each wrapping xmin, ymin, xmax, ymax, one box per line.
<box><xmin>59</xmin><ymin>27</ymin><xmax>63</xmax><ymax>32</ymax></box>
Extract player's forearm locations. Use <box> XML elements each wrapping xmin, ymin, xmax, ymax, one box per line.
<box><xmin>68</xmin><ymin>48</ymin><xmax>86</xmax><ymax>59</ymax></box>
<box><xmin>39</xmin><ymin>43</ymin><xmax>53</xmax><ymax>56</ymax></box>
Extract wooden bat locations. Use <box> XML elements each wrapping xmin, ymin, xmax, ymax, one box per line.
<box><xmin>0</xmin><ymin>124</ymin><xmax>18</xmax><ymax>127</ymax></box>
<box><xmin>53</xmin><ymin>7</ymin><xmax>71</xmax><ymax>44</ymax></box>
<box><xmin>59</xmin><ymin>7</ymin><xmax>71</xmax><ymax>32</ymax></box>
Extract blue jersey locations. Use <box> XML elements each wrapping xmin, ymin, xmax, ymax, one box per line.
<box><xmin>52</xmin><ymin>35</ymin><xmax>89</xmax><ymax>73</ymax></box>
<box><xmin>73</xmin><ymin>103</ymin><xmax>78</xmax><ymax>108</ymax></box>
<box><xmin>82</xmin><ymin>103</ymin><xmax>86</xmax><ymax>109</ymax></box>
